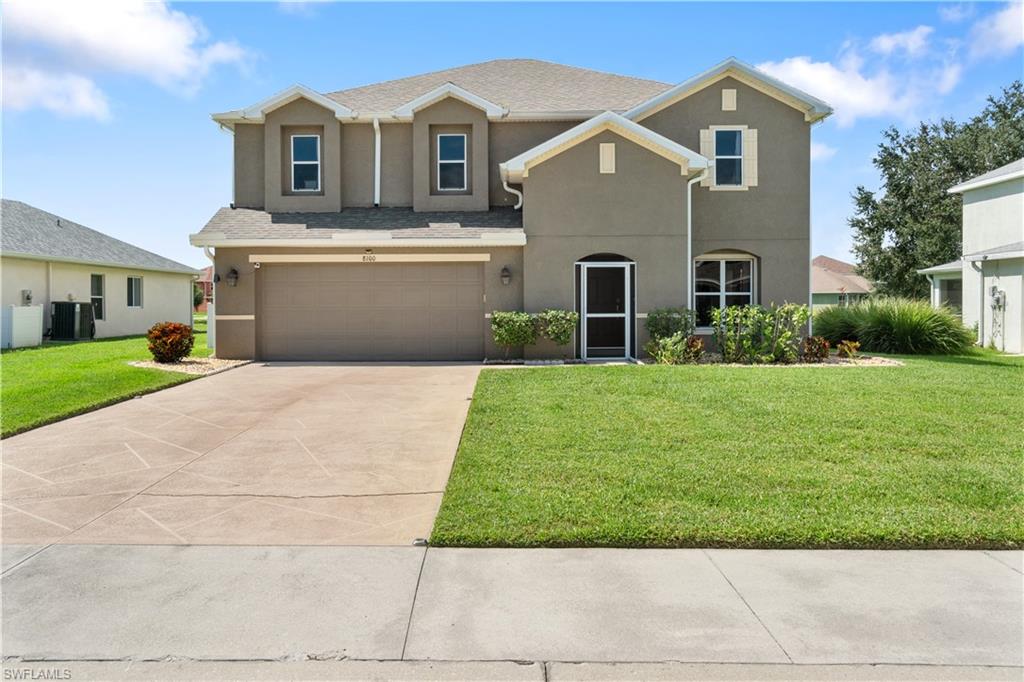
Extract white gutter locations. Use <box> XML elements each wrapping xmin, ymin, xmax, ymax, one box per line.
<box><xmin>203</xmin><ymin>246</ymin><xmax>216</xmax><ymax>350</ymax></box>
<box><xmin>924</xmin><ymin>274</ymin><xmax>935</xmax><ymax>307</ymax></box>
<box><xmin>4</xmin><ymin>251</ymin><xmax>199</xmax><ymax>276</ymax></box>
<box><xmin>502</xmin><ymin>179</ymin><xmax>524</xmax><ymax>210</ymax></box>
<box><xmin>373</xmin><ymin>118</ymin><xmax>382</xmax><ymax>207</ymax></box>
<box><xmin>686</xmin><ymin>168</ymin><xmax>708</xmax><ymax>310</ymax></box>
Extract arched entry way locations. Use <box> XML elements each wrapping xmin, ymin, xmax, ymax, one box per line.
<box><xmin>575</xmin><ymin>254</ymin><xmax>636</xmax><ymax>360</ymax></box>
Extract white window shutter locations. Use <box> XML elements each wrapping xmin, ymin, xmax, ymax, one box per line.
<box><xmin>743</xmin><ymin>128</ymin><xmax>758</xmax><ymax>187</ymax></box>
<box><xmin>699</xmin><ymin>129</ymin><xmax>713</xmax><ymax>186</ymax></box>
<box><xmin>599</xmin><ymin>143</ymin><xmax>616</xmax><ymax>174</ymax></box>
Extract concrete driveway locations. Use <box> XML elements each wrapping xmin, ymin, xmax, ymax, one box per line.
<box><xmin>1</xmin><ymin>363</ymin><xmax>480</xmax><ymax>546</ymax></box>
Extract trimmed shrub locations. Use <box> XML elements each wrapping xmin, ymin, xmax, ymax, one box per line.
<box><xmin>645</xmin><ymin>333</ymin><xmax>704</xmax><ymax>364</ymax></box>
<box><xmin>537</xmin><ymin>309</ymin><xmax>579</xmax><ymax>348</ymax></box>
<box><xmin>645</xmin><ymin>307</ymin><xmax>696</xmax><ymax>341</ymax></box>
<box><xmin>490</xmin><ymin>311</ymin><xmax>538</xmax><ymax>358</ymax></box>
<box><xmin>814</xmin><ymin>298</ymin><xmax>974</xmax><ymax>354</ymax></box>
<box><xmin>711</xmin><ymin>303</ymin><xmax>810</xmax><ymax>364</ymax></box>
<box><xmin>837</xmin><ymin>339</ymin><xmax>860</xmax><ymax>358</ymax></box>
<box><xmin>147</xmin><ymin>322</ymin><xmax>195</xmax><ymax>363</ymax></box>
<box><xmin>801</xmin><ymin>335</ymin><xmax>830</xmax><ymax>363</ymax></box>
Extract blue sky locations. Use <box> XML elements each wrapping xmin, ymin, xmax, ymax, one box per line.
<box><xmin>3</xmin><ymin>1</ymin><xmax>1022</xmax><ymax>268</ymax></box>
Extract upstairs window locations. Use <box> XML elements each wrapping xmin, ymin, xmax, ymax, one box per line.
<box><xmin>693</xmin><ymin>257</ymin><xmax>755</xmax><ymax>327</ymax></box>
<box><xmin>291</xmin><ymin>134</ymin><xmax>321</xmax><ymax>192</ymax></box>
<box><xmin>90</xmin><ymin>274</ymin><xmax>104</xmax><ymax>320</ymax></box>
<box><xmin>437</xmin><ymin>133</ymin><xmax>467</xmax><ymax>191</ymax></box>
<box><xmin>127</xmin><ymin>276</ymin><xmax>143</xmax><ymax>308</ymax></box>
<box><xmin>714</xmin><ymin>129</ymin><xmax>743</xmax><ymax>186</ymax></box>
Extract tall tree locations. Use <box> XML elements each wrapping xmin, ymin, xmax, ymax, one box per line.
<box><xmin>850</xmin><ymin>81</ymin><xmax>1024</xmax><ymax>298</ymax></box>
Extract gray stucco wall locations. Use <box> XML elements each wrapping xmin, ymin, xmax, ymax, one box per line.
<box><xmin>412</xmin><ymin>98</ymin><xmax>489</xmax><ymax>212</ymax></box>
<box><xmin>522</xmin><ymin>129</ymin><xmax>690</xmax><ymax>354</ymax></box>
<box><xmin>641</xmin><ymin>76</ymin><xmax>811</xmax><ymax>306</ymax></box>
<box><xmin>340</xmin><ymin>123</ymin><xmax>374</xmax><ymax>207</ymax></box>
<box><xmin>263</xmin><ymin>99</ymin><xmax>343</xmax><ymax>213</ymax></box>
<box><xmin>233</xmin><ymin>124</ymin><xmax>265</xmax><ymax>209</ymax></box>
<box><xmin>488</xmin><ymin>120</ymin><xmax>581</xmax><ymax>206</ymax></box>
<box><xmin>380</xmin><ymin>123</ymin><xmax>414</xmax><ymax>206</ymax></box>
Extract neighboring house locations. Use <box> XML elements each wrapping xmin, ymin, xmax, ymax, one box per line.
<box><xmin>196</xmin><ymin>265</ymin><xmax>214</xmax><ymax>312</ymax></box>
<box><xmin>919</xmin><ymin>159</ymin><xmax>1024</xmax><ymax>354</ymax></box>
<box><xmin>811</xmin><ymin>255</ymin><xmax>873</xmax><ymax>307</ymax></box>
<box><xmin>191</xmin><ymin>58</ymin><xmax>832</xmax><ymax>361</ymax></box>
<box><xmin>1</xmin><ymin>200</ymin><xmax>197</xmax><ymax>339</ymax></box>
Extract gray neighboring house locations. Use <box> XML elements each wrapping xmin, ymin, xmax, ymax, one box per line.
<box><xmin>919</xmin><ymin>159</ymin><xmax>1024</xmax><ymax>354</ymax></box>
<box><xmin>1</xmin><ymin>199</ymin><xmax>198</xmax><ymax>340</ymax></box>
<box><xmin>192</xmin><ymin>57</ymin><xmax>832</xmax><ymax>361</ymax></box>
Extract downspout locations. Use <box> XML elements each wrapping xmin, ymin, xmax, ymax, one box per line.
<box><xmin>971</xmin><ymin>260</ymin><xmax>984</xmax><ymax>346</ymax></box>
<box><xmin>502</xmin><ymin>179</ymin><xmax>523</xmax><ymax>210</ymax></box>
<box><xmin>686</xmin><ymin>168</ymin><xmax>708</xmax><ymax>311</ymax></box>
<box><xmin>925</xmin><ymin>274</ymin><xmax>935</xmax><ymax>307</ymax></box>
<box><xmin>372</xmin><ymin>118</ymin><xmax>381</xmax><ymax>207</ymax></box>
<box><xmin>203</xmin><ymin>246</ymin><xmax>216</xmax><ymax>351</ymax></box>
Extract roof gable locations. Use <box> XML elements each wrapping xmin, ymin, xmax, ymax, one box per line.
<box><xmin>625</xmin><ymin>58</ymin><xmax>832</xmax><ymax>123</ymax></box>
<box><xmin>392</xmin><ymin>82</ymin><xmax>506</xmax><ymax>120</ymax></box>
<box><xmin>213</xmin><ymin>84</ymin><xmax>356</xmax><ymax>128</ymax></box>
<box><xmin>500</xmin><ymin>111</ymin><xmax>708</xmax><ymax>183</ymax></box>
<box><xmin>1</xmin><ymin>200</ymin><xmax>197</xmax><ymax>275</ymax></box>
<box><xmin>948</xmin><ymin>158</ymin><xmax>1024</xmax><ymax>194</ymax></box>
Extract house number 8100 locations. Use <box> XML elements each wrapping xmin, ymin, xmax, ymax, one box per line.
<box><xmin>362</xmin><ymin>255</ymin><xmax>377</xmax><ymax>262</ymax></box>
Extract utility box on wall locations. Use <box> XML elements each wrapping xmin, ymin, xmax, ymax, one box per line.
<box><xmin>1</xmin><ymin>305</ymin><xmax>44</xmax><ymax>349</ymax></box>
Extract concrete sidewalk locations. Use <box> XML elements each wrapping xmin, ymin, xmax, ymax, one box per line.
<box><xmin>3</xmin><ymin>546</ymin><xmax>1021</xmax><ymax>679</ymax></box>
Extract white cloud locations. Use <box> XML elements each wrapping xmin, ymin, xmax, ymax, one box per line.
<box><xmin>935</xmin><ymin>61</ymin><xmax>963</xmax><ymax>95</ymax></box>
<box><xmin>3</xmin><ymin>1</ymin><xmax>249</xmax><ymax>99</ymax></box>
<box><xmin>278</xmin><ymin>1</ymin><xmax>317</xmax><ymax>16</ymax></box>
<box><xmin>968</xmin><ymin>2</ymin><xmax>1024</xmax><ymax>59</ymax></box>
<box><xmin>939</xmin><ymin>4</ymin><xmax>975</xmax><ymax>23</ymax></box>
<box><xmin>757</xmin><ymin>52</ymin><xmax>917</xmax><ymax>127</ymax></box>
<box><xmin>869</xmin><ymin>25</ymin><xmax>934</xmax><ymax>57</ymax></box>
<box><xmin>3</xmin><ymin>65</ymin><xmax>110</xmax><ymax>120</ymax></box>
<box><xmin>810</xmin><ymin>142</ymin><xmax>837</xmax><ymax>162</ymax></box>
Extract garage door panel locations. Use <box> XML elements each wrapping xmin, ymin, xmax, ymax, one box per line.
<box><xmin>259</xmin><ymin>262</ymin><xmax>484</xmax><ymax>360</ymax></box>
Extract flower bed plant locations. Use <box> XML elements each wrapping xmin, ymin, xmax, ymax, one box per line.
<box><xmin>146</xmin><ymin>322</ymin><xmax>195</xmax><ymax>363</ymax></box>
<box><xmin>712</xmin><ymin>303</ymin><xmax>810</xmax><ymax>364</ymax></box>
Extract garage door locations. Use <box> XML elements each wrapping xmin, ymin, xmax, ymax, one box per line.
<box><xmin>258</xmin><ymin>262</ymin><xmax>484</xmax><ymax>360</ymax></box>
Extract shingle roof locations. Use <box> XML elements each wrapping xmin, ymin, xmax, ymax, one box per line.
<box><xmin>812</xmin><ymin>265</ymin><xmax>873</xmax><ymax>295</ymax></box>
<box><xmin>949</xmin><ymin>158</ymin><xmax>1024</xmax><ymax>193</ymax></box>
<box><xmin>325</xmin><ymin>59</ymin><xmax>671</xmax><ymax>114</ymax></box>
<box><xmin>812</xmin><ymin>255</ymin><xmax>857</xmax><ymax>274</ymax></box>
<box><xmin>193</xmin><ymin>207</ymin><xmax>524</xmax><ymax>242</ymax></box>
<box><xmin>1</xmin><ymin>200</ymin><xmax>197</xmax><ymax>274</ymax></box>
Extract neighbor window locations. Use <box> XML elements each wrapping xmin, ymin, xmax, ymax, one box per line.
<box><xmin>437</xmin><ymin>133</ymin><xmax>467</xmax><ymax>191</ymax></box>
<box><xmin>714</xmin><ymin>129</ymin><xmax>743</xmax><ymax>186</ymax></box>
<box><xmin>127</xmin><ymin>276</ymin><xmax>143</xmax><ymax>308</ymax></box>
<box><xmin>90</xmin><ymin>274</ymin><xmax>104</xmax><ymax>320</ymax></box>
<box><xmin>693</xmin><ymin>258</ymin><xmax>755</xmax><ymax>327</ymax></box>
<box><xmin>291</xmin><ymin>134</ymin><xmax>321</xmax><ymax>192</ymax></box>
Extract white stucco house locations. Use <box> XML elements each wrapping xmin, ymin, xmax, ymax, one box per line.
<box><xmin>1</xmin><ymin>200</ymin><xmax>198</xmax><ymax>345</ymax></box>
<box><xmin>919</xmin><ymin>159</ymin><xmax>1024</xmax><ymax>354</ymax></box>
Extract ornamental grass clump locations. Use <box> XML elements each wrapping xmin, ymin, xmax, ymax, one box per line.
<box><xmin>814</xmin><ymin>298</ymin><xmax>974</xmax><ymax>354</ymax></box>
<box><xmin>146</xmin><ymin>321</ymin><xmax>195</xmax><ymax>363</ymax></box>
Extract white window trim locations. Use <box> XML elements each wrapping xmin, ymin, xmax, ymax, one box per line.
<box><xmin>127</xmin><ymin>276</ymin><xmax>144</xmax><ymax>309</ymax></box>
<box><xmin>290</xmin><ymin>134</ymin><xmax>321</xmax><ymax>193</ymax></box>
<box><xmin>90</xmin><ymin>274</ymin><xmax>105</xmax><ymax>320</ymax></box>
<box><xmin>711</xmin><ymin>126</ymin><xmax>745</xmax><ymax>190</ymax></box>
<box><xmin>437</xmin><ymin>133</ymin><xmax>467</xmax><ymax>192</ymax></box>
<box><xmin>692</xmin><ymin>255</ymin><xmax>757</xmax><ymax>332</ymax></box>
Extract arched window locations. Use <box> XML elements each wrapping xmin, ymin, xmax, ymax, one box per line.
<box><xmin>693</xmin><ymin>252</ymin><xmax>757</xmax><ymax>327</ymax></box>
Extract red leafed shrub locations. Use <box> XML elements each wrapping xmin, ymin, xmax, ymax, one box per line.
<box><xmin>801</xmin><ymin>335</ymin><xmax>830</xmax><ymax>363</ymax></box>
<box><xmin>147</xmin><ymin>322</ymin><xmax>195</xmax><ymax>363</ymax></box>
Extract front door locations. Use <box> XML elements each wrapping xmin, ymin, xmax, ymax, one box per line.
<box><xmin>581</xmin><ymin>263</ymin><xmax>631</xmax><ymax>360</ymax></box>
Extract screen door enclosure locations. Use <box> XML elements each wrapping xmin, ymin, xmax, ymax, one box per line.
<box><xmin>578</xmin><ymin>261</ymin><xmax>633</xmax><ymax>360</ymax></box>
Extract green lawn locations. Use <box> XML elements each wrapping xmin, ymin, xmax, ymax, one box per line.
<box><xmin>1</xmin><ymin>332</ymin><xmax>212</xmax><ymax>438</ymax></box>
<box><xmin>432</xmin><ymin>353</ymin><xmax>1024</xmax><ymax>549</ymax></box>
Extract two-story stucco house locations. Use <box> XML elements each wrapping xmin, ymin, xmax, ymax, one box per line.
<box><xmin>191</xmin><ymin>58</ymin><xmax>832</xmax><ymax>361</ymax></box>
<box><xmin>919</xmin><ymin>159</ymin><xmax>1024</xmax><ymax>354</ymax></box>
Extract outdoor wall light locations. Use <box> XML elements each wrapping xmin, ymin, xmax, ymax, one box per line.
<box><xmin>226</xmin><ymin>268</ymin><xmax>239</xmax><ymax>287</ymax></box>
<box><xmin>500</xmin><ymin>266</ymin><xmax>512</xmax><ymax>285</ymax></box>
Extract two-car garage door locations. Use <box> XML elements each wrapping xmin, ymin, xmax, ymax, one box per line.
<box><xmin>258</xmin><ymin>262</ymin><xmax>484</xmax><ymax>361</ymax></box>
